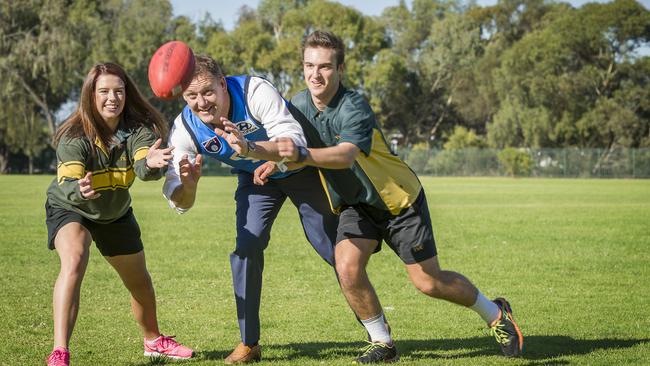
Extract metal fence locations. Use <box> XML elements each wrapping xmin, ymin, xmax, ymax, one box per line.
<box><xmin>397</xmin><ymin>147</ymin><xmax>650</xmax><ymax>178</ymax></box>
<box><xmin>200</xmin><ymin>148</ymin><xmax>650</xmax><ymax>178</ymax></box>
<box><xmin>203</xmin><ymin>148</ymin><xmax>650</xmax><ymax>178</ymax></box>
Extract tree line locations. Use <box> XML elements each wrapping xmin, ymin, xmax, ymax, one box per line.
<box><xmin>1</xmin><ymin>0</ymin><xmax>649</xmax><ymax>174</ymax></box>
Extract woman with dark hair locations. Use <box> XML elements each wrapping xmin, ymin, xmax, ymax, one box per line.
<box><xmin>44</xmin><ymin>63</ymin><xmax>193</xmax><ymax>366</ymax></box>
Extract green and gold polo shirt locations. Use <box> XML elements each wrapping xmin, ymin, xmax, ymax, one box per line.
<box><xmin>291</xmin><ymin>85</ymin><xmax>421</xmax><ymax>215</ymax></box>
<box><xmin>46</xmin><ymin>122</ymin><xmax>163</xmax><ymax>223</ymax></box>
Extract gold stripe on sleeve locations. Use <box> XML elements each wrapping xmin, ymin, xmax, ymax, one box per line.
<box><xmin>133</xmin><ymin>147</ymin><xmax>149</xmax><ymax>162</ymax></box>
<box><xmin>57</xmin><ymin>161</ymin><xmax>85</xmax><ymax>184</ymax></box>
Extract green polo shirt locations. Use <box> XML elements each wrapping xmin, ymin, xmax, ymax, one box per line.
<box><xmin>46</xmin><ymin>122</ymin><xmax>163</xmax><ymax>223</ymax></box>
<box><xmin>291</xmin><ymin>85</ymin><xmax>422</xmax><ymax>215</ymax></box>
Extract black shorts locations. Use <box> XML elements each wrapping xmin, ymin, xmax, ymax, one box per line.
<box><xmin>336</xmin><ymin>190</ymin><xmax>437</xmax><ymax>264</ymax></box>
<box><xmin>45</xmin><ymin>201</ymin><xmax>144</xmax><ymax>257</ymax></box>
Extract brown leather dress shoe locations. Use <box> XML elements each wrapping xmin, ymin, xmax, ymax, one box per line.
<box><xmin>224</xmin><ymin>342</ymin><xmax>261</xmax><ymax>364</ymax></box>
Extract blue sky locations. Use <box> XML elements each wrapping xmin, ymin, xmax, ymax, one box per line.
<box><xmin>169</xmin><ymin>0</ymin><xmax>636</xmax><ymax>30</ymax></box>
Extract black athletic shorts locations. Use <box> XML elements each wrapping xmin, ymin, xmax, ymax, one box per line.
<box><xmin>336</xmin><ymin>189</ymin><xmax>437</xmax><ymax>264</ymax></box>
<box><xmin>45</xmin><ymin>201</ymin><xmax>144</xmax><ymax>257</ymax></box>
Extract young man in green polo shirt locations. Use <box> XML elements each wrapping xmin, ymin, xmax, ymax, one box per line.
<box><xmin>272</xmin><ymin>30</ymin><xmax>524</xmax><ymax>363</ymax></box>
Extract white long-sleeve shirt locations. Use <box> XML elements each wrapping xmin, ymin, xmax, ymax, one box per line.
<box><xmin>163</xmin><ymin>75</ymin><xmax>306</xmax><ymax>212</ymax></box>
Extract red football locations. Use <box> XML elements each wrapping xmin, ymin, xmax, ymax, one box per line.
<box><xmin>148</xmin><ymin>41</ymin><xmax>195</xmax><ymax>99</ymax></box>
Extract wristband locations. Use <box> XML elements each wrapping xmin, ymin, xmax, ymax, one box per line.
<box><xmin>295</xmin><ymin>145</ymin><xmax>309</xmax><ymax>163</ymax></box>
<box><xmin>242</xmin><ymin>139</ymin><xmax>256</xmax><ymax>157</ymax></box>
<box><xmin>247</xmin><ymin>140</ymin><xmax>257</xmax><ymax>153</ymax></box>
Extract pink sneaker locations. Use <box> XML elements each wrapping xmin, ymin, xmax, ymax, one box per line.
<box><xmin>46</xmin><ymin>347</ymin><xmax>69</xmax><ymax>366</ymax></box>
<box><xmin>144</xmin><ymin>335</ymin><xmax>193</xmax><ymax>359</ymax></box>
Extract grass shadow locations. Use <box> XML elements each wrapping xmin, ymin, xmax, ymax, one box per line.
<box><xmin>129</xmin><ymin>336</ymin><xmax>649</xmax><ymax>364</ymax></box>
<box><xmin>393</xmin><ymin>336</ymin><xmax>650</xmax><ymax>361</ymax></box>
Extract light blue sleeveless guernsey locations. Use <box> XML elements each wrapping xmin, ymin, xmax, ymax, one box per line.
<box><xmin>180</xmin><ymin>75</ymin><xmax>294</xmax><ymax>179</ymax></box>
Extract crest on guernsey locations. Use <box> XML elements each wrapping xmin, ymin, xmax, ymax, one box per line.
<box><xmin>202</xmin><ymin>136</ymin><xmax>222</xmax><ymax>153</ymax></box>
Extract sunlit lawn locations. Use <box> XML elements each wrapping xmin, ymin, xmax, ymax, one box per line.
<box><xmin>1</xmin><ymin>176</ymin><xmax>648</xmax><ymax>365</ymax></box>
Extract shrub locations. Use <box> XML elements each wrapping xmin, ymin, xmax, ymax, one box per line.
<box><xmin>404</xmin><ymin>143</ymin><xmax>431</xmax><ymax>173</ymax></box>
<box><xmin>498</xmin><ymin>148</ymin><xmax>532</xmax><ymax>177</ymax></box>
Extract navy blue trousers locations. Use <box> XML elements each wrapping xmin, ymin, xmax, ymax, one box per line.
<box><xmin>231</xmin><ymin>166</ymin><xmax>337</xmax><ymax>345</ymax></box>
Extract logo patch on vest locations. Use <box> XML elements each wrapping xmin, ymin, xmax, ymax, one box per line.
<box><xmin>235</xmin><ymin>121</ymin><xmax>259</xmax><ymax>135</ymax></box>
<box><xmin>202</xmin><ymin>136</ymin><xmax>222</xmax><ymax>153</ymax></box>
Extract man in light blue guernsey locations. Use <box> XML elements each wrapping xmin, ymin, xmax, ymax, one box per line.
<box><xmin>162</xmin><ymin>55</ymin><xmax>337</xmax><ymax>364</ymax></box>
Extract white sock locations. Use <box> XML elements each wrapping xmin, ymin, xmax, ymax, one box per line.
<box><xmin>361</xmin><ymin>313</ymin><xmax>392</xmax><ymax>344</ymax></box>
<box><xmin>470</xmin><ymin>292</ymin><xmax>500</xmax><ymax>325</ymax></box>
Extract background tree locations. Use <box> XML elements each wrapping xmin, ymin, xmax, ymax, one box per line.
<box><xmin>1</xmin><ymin>0</ymin><xmax>649</xmax><ymax>174</ymax></box>
<box><xmin>0</xmin><ymin>0</ymin><xmax>90</xmax><ymax>138</ymax></box>
<box><xmin>418</xmin><ymin>11</ymin><xmax>483</xmax><ymax>143</ymax></box>
<box><xmin>489</xmin><ymin>0</ymin><xmax>650</xmax><ymax>150</ymax></box>
<box><xmin>365</xmin><ymin>49</ymin><xmax>420</xmax><ymax>145</ymax></box>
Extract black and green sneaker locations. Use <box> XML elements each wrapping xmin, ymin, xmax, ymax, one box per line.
<box><xmin>353</xmin><ymin>341</ymin><xmax>399</xmax><ymax>364</ymax></box>
<box><xmin>490</xmin><ymin>297</ymin><xmax>524</xmax><ymax>357</ymax></box>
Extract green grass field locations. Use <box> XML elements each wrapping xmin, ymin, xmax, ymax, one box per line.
<box><xmin>1</xmin><ymin>176</ymin><xmax>649</xmax><ymax>365</ymax></box>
